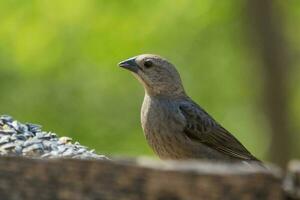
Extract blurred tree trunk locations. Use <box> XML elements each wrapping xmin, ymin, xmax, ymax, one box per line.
<box><xmin>246</xmin><ymin>0</ymin><xmax>291</xmax><ymax>166</ymax></box>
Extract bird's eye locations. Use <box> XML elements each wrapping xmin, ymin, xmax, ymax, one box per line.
<box><xmin>144</xmin><ymin>60</ymin><xmax>153</xmax><ymax>68</ymax></box>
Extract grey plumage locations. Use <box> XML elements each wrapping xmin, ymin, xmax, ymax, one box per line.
<box><xmin>119</xmin><ymin>54</ymin><xmax>261</xmax><ymax>163</ymax></box>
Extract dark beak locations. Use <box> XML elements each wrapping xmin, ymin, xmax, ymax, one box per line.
<box><xmin>118</xmin><ymin>57</ymin><xmax>139</xmax><ymax>73</ymax></box>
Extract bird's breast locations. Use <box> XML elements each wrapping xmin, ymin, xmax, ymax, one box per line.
<box><xmin>141</xmin><ymin>96</ymin><xmax>182</xmax><ymax>135</ymax></box>
<box><xmin>141</xmin><ymin>96</ymin><xmax>189</xmax><ymax>158</ymax></box>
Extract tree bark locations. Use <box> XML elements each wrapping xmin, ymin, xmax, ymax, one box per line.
<box><xmin>246</xmin><ymin>0</ymin><xmax>291</xmax><ymax>166</ymax></box>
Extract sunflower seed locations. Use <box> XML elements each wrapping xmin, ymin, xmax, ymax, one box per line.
<box><xmin>22</xmin><ymin>143</ymin><xmax>44</xmax><ymax>153</ymax></box>
<box><xmin>0</xmin><ymin>130</ymin><xmax>15</xmax><ymax>135</ymax></box>
<box><xmin>1</xmin><ymin>142</ymin><xmax>16</xmax><ymax>150</ymax></box>
<box><xmin>0</xmin><ymin>115</ymin><xmax>13</xmax><ymax>123</ymax></box>
<box><xmin>26</xmin><ymin>123</ymin><xmax>42</xmax><ymax>133</ymax></box>
<box><xmin>0</xmin><ymin>136</ymin><xmax>10</xmax><ymax>144</ymax></box>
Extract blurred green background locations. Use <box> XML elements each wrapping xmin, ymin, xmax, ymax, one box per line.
<box><xmin>0</xmin><ymin>0</ymin><xmax>299</xmax><ymax>162</ymax></box>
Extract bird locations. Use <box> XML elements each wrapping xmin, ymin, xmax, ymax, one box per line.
<box><xmin>118</xmin><ymin>54</ymin><xmax>261</xmax><ymax>163</ymax></box>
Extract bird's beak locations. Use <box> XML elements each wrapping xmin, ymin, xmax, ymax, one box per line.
<box><xmin>118</xmin><ymin>57</ymin><xmax>139</xmax><ymax>73</ymax></box>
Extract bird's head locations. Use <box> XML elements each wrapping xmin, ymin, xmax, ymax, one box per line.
<box><xmin>119</xmin><ymin>54</ymin><xmax>185</xmax><ymax>97</ymax></box>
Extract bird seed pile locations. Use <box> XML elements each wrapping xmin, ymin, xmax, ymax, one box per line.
<box><xmin>0</xmin><ymin>115</ymin><xmax>108</xmax><ymax>160</ymax></box>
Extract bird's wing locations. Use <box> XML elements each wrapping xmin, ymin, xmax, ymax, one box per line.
<box><xmin>179</xmin><ymin>101</ymin><xmax>259</xmax><ymax>161</ymax></box>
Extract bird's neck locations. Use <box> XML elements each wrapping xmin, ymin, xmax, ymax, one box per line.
<box><xmin>144</xmin><ymin>87</ymin><xmax>187</xmax><ymax>99</ymax></box>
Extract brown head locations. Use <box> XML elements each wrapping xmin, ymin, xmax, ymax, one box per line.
<box><xmin>119</xmin><ymin>54</ymin><xmax>185</xmax><ymax>97</ymax></box>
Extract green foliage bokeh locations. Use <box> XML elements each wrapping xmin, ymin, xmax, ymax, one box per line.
<box><xmin>0</xmin><ymin>0</ymin><xmax>299</xmax><ymax>159</ymax></box>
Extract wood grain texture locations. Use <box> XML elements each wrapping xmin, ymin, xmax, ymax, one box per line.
<box><xmin>0</xmin><ymin>156</ymin><xmax>283</xmax><ymax>200</ymax></box>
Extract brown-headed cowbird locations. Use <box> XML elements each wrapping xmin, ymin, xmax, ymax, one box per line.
<box><xmin>119</xmin><ymin>54</ymin><xmax>261</xmax><ymax>163</ymax></box>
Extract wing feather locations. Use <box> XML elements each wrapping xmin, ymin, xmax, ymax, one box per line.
<box><xmin>179</xmin><ymin>101</ymin><xmax>259</xmax><ymax>161</ymax></box>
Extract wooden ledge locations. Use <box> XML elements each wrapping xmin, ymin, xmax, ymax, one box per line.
<box><xmin>0</xmin><ymin>156</ymin><xmax>283</xmax><ymax>200</ymax></box>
